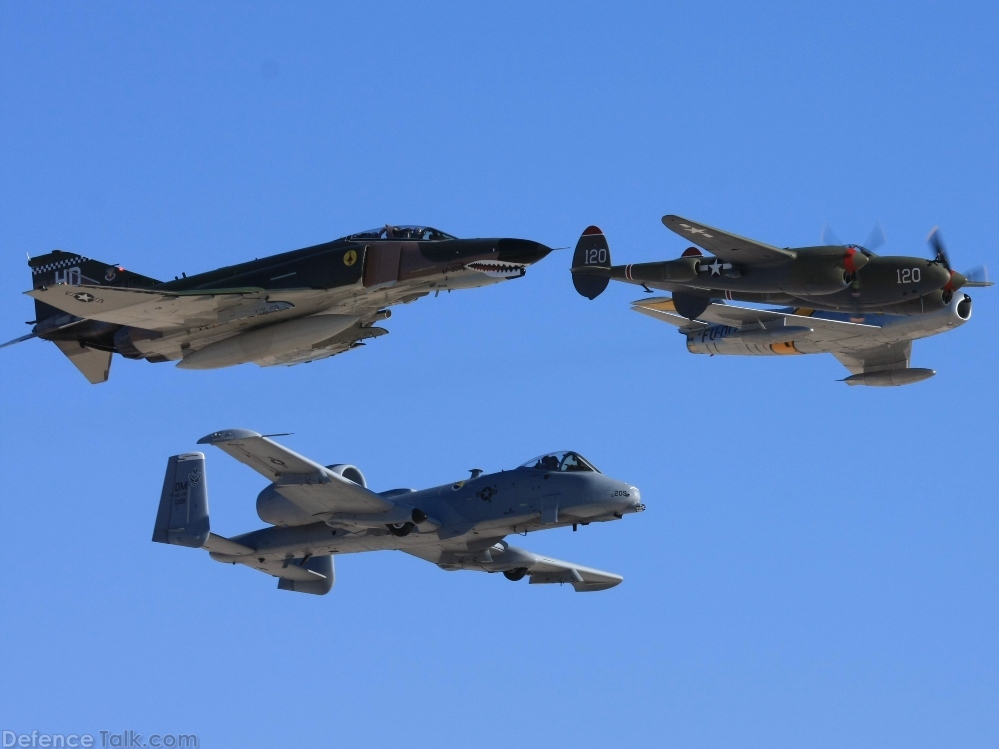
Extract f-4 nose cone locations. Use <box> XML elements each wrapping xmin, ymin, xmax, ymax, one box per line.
<box><xmin>496</xmin><ymin>238</ymin><xmax>552</xmax><ymax>265</ymax></box>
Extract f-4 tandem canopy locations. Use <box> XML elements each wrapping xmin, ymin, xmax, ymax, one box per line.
<box><xmin>344</xmin><ymin>225</ymin><xmax>457</xmax><ymax>241</ymax></box>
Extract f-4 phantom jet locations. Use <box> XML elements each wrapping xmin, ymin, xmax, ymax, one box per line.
<box><xmin>572</xmin><ymin>219</ymin><xmax>990</xmax><ymax>320</ymax></box>
<box><xmin>632</xmin><ymin>289</ymin><xmax>977</xmax><ymax>386</ymax></box>
<box><xmin>153</xmin><ymin>430</ymin><xmax>644</xmax><ymax>595</ymax></box>
<box><xmin>4</xmin><ymin>225</ymin><xmax>551</xmax><ymax>383</ymax></box>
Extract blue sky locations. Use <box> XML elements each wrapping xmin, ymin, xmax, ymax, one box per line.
<box><xmin>1</xmin><ymin>2</ymin><xmax>997</xmax><ymax>747</ymax></box>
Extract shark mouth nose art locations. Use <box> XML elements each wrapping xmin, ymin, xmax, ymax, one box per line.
<box><xmin>464</xmin><ymin>260</ymin><xmax>527</xmax><ymax>278</ymax></box>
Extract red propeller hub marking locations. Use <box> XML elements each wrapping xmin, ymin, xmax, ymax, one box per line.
<box><xmin>844</xmin><ymin>247</ymin><xmax>859</xmax><ymax>274</ymax></box>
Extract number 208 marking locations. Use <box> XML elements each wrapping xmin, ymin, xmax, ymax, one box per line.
<box><xmin>586</xmin><ymin>248</ymin><xmax>608</xmax><ymax>264</ymax></box>
<box><xmin>897</xmin><ymin>268</ymin><xmax>921</xmax><ymax>283</ymax></box>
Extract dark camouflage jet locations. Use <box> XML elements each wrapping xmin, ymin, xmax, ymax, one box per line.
<box><xmin>572</xmin><ymin>216</ymin><xmax>990</xmax><ymax>319</ymax></box>
<box><xmin>3</xmin><ymin>225</ymin><xmax>551</xmax><ymax>382</ymax></box>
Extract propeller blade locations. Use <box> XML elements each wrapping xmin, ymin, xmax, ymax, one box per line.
<box><xmin>927</xmin><ymin>226</ymin><xmax>952</xmax><ymax>270</ymax></box>
<box><xmin>821</xmin><ymin>223</ymin><xmax>843</xmax><ymax>246</ymax></box>
<box><xmin>864</xmin><ymin>222</ymin><xmax>886</xmax><ymax>251</ymax></box>
<box><xmin>962</xmin><ymin>265</ymin><xmax>994</xmax><ymax>287</ymax></box>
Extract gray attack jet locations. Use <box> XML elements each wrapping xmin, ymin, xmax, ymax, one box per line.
<box><xmin>632</xmin><ymin>289</ymin><xmax>977</xmax><ymax>386</ymax></box>
<box><xmin>153</xmin><ymin>430</ymin><xmax>644</xmax><ymax>595</ymax></box>
<box><xmin>3</xmin><ymin>225</ymin><xmax>551</xmax><ymax>383</ymax></box>
<box><xmin>572</xmin><ymin>219</ymin><xmax>990</xmax><ymax>320</ymax></box>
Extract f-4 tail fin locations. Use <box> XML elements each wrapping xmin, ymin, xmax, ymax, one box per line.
<box><xmin>571</xmin><ymin>226</ymin><xmax>611</xmax><ymax>300</ymax></box>
<box><xmin>28</xmin><ymin>249</ymin><xmax>161</xmax><ymax>325</ymax></box>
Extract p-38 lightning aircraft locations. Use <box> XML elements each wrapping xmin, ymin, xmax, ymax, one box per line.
<box><xmin>3</xmin><ymin>225</ymin><xmax>551</xmax><ymax>383</ymax></box>
<box><xmin>153</xmin><ymin>430</ymin><xmax>644</xmax><ymax>595</ymax></box>
<box><xmin>572</xmin><ymin>218</ymin><xmax>990</xmax><ymax>320</ymax></box>
<box><xmin>631</xmin><ymin>289</ymin><xmax>977</xmax><ymax>386</ymax></box>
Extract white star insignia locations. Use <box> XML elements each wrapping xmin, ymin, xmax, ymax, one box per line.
<box><xmin>679</xmin><ymin>223</ymin><xmax>714</xmax><ymax>238</ymax></box>
<box><xmin>73</xmin><ymin>292</ymin><xmax>95</xmax><ymax>302</ymax></box>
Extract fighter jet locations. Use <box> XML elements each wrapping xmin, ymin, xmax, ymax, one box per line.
<box><xmin>631</xmin><ymin>289</ymin><xmax>977</xmax><ymax>386</ymax></box>
<box><xmin>153</xmin><ymin>429</ymin><xmax>644</xmax><ymax>595</ymax></box>
<box><xmin>572</xmin><ymin>219</ymin><xmax>990</xmax><ymax>319</ymax></box>
<box><xmin>3</xmin><ymin>225</ymin><xmax>551</xmax><ymax>383</ymax></box>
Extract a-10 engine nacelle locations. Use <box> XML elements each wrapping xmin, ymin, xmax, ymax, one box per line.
<box><xmin>257</xmin><ymin>463</ymin><xmax>367</xmax><ymax>526</ymax></box>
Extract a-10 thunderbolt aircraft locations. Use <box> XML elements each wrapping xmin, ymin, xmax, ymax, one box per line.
<box><xmin>153</xmin><ymin>429</ymin><xmax>644</xmax><ymax>595</ymax></box>
<box><xmin>571</xmin><ymin>217</ymin><xmax>990</xmax><ymax>320</ymax></box>
<box><xmin>2</xmin><ymin>225</ymin><xmax>551</xmax><ymax>383</ymax></box>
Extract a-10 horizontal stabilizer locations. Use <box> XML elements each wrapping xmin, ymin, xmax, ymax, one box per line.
<box><xmin>277</xmin><ymin>555</ymin><xmax>335</xmax><ymax>596</ymax></box>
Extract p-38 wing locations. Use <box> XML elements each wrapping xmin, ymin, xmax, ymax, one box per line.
<box><xmin>631</xmin><ymin>296</ymin><xmax>935</xmax><ymax>384</ymax></box>
<box><xmin>633</xmin><ymin>296</ymin><xmax>879</xmax><ymax>345</ymax></box>
<box><xmin>662</xmin><ymin>215</ymin><xmax>797</xmax><ymax>266</ymax></box>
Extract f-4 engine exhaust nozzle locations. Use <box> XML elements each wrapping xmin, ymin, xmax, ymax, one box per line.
<box><xmin>571</xmin><ymin>226</ymin><xmax>611</xmax><ymax>300</ymax></box>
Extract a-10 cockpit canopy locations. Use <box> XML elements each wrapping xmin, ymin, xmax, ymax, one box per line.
<box><xmin>345</xmin><ymin>225</ymin><xmax>457</xmax><ymax>242</ymax></box>
<box><xmin>519</xmin><ymin>451</ymin><xmax>601</xmax><ymax>473</ymax></box>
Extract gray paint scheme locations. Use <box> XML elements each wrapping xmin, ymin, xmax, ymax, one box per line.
<box><xmin>152</xmin><ymin>431</ymin><xmax>645</xmax><ymax>595</ymax></box>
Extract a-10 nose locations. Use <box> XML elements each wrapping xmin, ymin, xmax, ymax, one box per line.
<box><xmin>616</xmin><ymin>484</ymin><xmax>644</xmax><ymax>513</ymax></box>
<box><xmin>496</xmin><ymin>238</ymin><xmax>553</xmax><ymax>265</ymax></box>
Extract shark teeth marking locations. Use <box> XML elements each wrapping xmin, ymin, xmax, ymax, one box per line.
<box><xmin>464</xmin><ymin>260</ymin><xmax>527</xmax><ymax>278</ymax></box>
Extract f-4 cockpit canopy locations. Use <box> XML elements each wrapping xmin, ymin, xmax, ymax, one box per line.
<box><xmin>519</xmin><ymin>451</ymin><xmax>600</xmax><ymax>473</ymax></box>
<box><xmin>345</xmin><ymin>225</ymin><xmax>457</xmax><ymax>242</ymax></box>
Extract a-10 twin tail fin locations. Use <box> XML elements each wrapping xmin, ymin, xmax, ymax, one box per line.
<box><xmin>151</xmin><ymin>451</ymin><xmax>334</xmax><ymax>595</ymax></box>
<box><xmin>570</xmin><ymin>226</ymin><xmax>611</xmax><ymax>300</ymax></box>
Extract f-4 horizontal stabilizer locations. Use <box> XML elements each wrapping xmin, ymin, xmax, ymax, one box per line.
<box><xmin>52</xmin><ymin>340</ymin><xmax>112</xmax><ymax>384</ymax></box>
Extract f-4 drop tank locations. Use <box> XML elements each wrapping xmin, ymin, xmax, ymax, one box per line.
<box><xmin>177</xmin><ymin>314</ymin><xmax>359</xmax><ymax>370</ymax></box>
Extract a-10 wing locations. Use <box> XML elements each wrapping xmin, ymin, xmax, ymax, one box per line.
<box><xmin>197</xmin><ymin>429</ymin><xmax>393</xmax><ymax>516</ymax></box>
<box><xmin>404</xmin><ymin>541</ymin><xmax>623</xmax><ymax>592</ymax></box>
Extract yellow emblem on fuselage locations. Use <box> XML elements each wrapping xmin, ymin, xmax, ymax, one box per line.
<box><xmin>344</xmin><ymin>250</ymin><xmax>358</xmax><ymax>267</ymax></box>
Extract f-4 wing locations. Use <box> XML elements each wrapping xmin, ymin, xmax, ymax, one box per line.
<box><xmin>198</xmin><ymin>429</ymin><xmax>392</xmax><ymax>516</ymax></box>
<box><xmin>26</xmin><ymin>284</ymin><xmax>302</xmax><ymax>331</ymax></box>
<box><xmin>662</xmin><ymin>215</ymin><xmax>796</xmax><ymax>266</ymax></box>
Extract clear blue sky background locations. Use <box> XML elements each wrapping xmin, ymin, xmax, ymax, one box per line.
<box><xmin>1</xmin><ymin>3</ymin><xmax>997</xmax><ymax>747</ymax></box>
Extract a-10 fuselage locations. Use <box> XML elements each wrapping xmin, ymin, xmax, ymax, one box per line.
<box><xmin>242</xmin><ymin>457</ymin><xmax>643</xmax><ymax>566</ymax></box>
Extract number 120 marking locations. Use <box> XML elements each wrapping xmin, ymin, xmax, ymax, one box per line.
<box><xmin>897</xmin><ymin>268</ymin><xmax>921</xmax><ymax>283</ymax></box>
